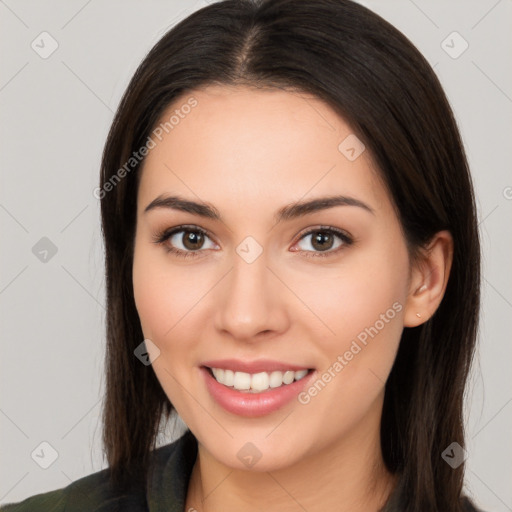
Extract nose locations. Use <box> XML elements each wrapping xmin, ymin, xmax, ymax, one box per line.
<box><xmin>214</xmin><ymin>251</ymin><xmax>290</xmax><ymax>343</ymax></box>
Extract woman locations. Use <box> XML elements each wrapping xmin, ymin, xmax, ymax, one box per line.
<box><xmin>1</xmin><ymin>0</ymin><xmax>484</xmax><ymax>510</ymax></box>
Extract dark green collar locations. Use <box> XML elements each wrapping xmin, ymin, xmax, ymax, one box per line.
<box><xmin>147</xmin><ymin>429</ymin><xmax>198</xmax><ymax>512</ymax></box>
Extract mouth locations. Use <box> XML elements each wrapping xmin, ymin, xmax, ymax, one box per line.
<box><xmin>200</xmin><ymin>360</ymin><xmax>316</xmax><ymax>417</ymax></box>
<box><xmin>204</xmin><ymin>366</ymin><xmax>312</xmax><ymax>393</ymax></box>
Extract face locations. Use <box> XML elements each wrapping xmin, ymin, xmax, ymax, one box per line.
<box><xmin>132</xmin><ymin>84</ymin><xmax>411</xmax><ymax>472</ymax></box>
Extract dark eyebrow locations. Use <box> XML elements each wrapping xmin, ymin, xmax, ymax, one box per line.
<box><xmin>275</xmin><ymin>195</ymin><xmax>375</xmax><ymax>222</ymax></box>
<box><xmin>144</xmin><ymin>195</ymin><xmax>222</xmax><ymax>219</ymax></box>
<box><xmin>143</xmin><ymin>194</ymin><xmax>375</xmax><ymax>222</ymax></box>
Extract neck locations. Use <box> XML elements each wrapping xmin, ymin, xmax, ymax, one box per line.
<box><xmin>185</xmin><ymin>394</ymin><xmax>397</xmax><ymax>512</ymax></box>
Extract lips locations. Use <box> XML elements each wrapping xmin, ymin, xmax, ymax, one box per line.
<box><xmin>200</xmin><ymin>359</ymin><xmax>316</xmax><ymax>417</ymax></box>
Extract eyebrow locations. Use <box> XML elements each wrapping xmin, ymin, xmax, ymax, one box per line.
<box><xmin>143</xmin><ymin>194</ymin><xmax>375</xmax><ymax>223</ymax></box>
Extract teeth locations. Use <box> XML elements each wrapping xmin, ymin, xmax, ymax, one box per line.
<box><xmin>251</xmin><ymin>372</ymin><xmax>269</xmax><ymax>392</ymax></box>
<box><xmin>210</xmin><ymin>367</ymin><xmax>309</xmax><ymax>393</ymax></box>
<box><xmin>233</xmin><ymin>371</ymin><xmax>251</xmax><ymax>390</ymax></box>
<box><xmin>211</xmin><ymin>368</ymin><xmax>223</xmax><ymax>381</ymax></box>
<box><xmin>282</xmin><ymin>370</ymin><xmax>295</xmax><ymax>385</ymax></box>
<box><xmin>269</xmin><ymin>371</ymin><xmax>283</xmax><ymax>388</ymax></box>
<box><xmin>223</xmin><ymin>369</ymin><xmax>234</xmax><ymax>387</ymax></box>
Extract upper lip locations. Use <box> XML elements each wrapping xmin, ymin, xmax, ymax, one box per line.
<box><xmin>201</xmin><ymin>359</ymin><xmax>311</xmax><ymax>374</ymax></box>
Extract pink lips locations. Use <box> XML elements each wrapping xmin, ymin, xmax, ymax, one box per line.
<box><xmin>200</xmin><ymin>359</ymin><xmax>315</xmax><ymax>418</ymax></box>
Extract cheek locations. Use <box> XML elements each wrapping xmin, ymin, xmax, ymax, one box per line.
<box><xmin>343</xmin><ymin>264</ymin><xmax>405</xmax><ymax>344</ymax></box>
<box><xmin>294</xmin><ymin>241</ymin><xmax>409</xmax><ymax>392</ymax></box>
<box><xmin>132</xmin><ymin>243</ymin><xmax>202</xmax><ymax>406</ymax></box>
<box><xmin>132</xmin><ymin>254</ymin><xmax>164</xmax><ymax>340</ymax></box>
<box><xmin>291</xmin><ymin>254</ymin><xmax>407</xmax><ymax>437</ymax></box>
<box><xmin>132</xmin><ymin>241</ymin><xmax>212</xmax><ymax>353</ymax></box>
<box><xmin>132</xmin><ymin>241</ymin><xmax>179</xmax><ymax>341</ymax></box>
<box><xmin>294</xmin><ymin>250</ymin><xmax>407</xmax><ymax>342</ymax></box>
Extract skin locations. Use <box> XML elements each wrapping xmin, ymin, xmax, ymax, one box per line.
<box><xmin>132</xmin><ymin>84</ymin><xmax>453</xmax><ymax>512</ymax></box>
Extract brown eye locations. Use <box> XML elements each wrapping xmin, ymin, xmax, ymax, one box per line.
<box><xmin>294</xmin><ymin>226</ymin><xmax>353</xmax><ymax>258</ymax></box>
<box><xmin>310</xmin><ymin>231</ymin><xmax>336</xmax><ymax>251</ymax></box>
<box><xmin>153</xmin><ymin>225</ymin><xmax>218</xmax><ymax>259</ymax></box>
<box><xmin>180</xmin><ymin>230</ymin><xmax>205</xmax><ymax>250</ymax></box>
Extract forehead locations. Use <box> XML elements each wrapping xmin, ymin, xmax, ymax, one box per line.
<box><xmin>137</xmin><ymin>84</ymin><xmax>387</xmax><ymax>216</ymax></box>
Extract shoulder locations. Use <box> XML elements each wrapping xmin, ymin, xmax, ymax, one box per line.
<box><xmin>0</xmin><ymin>441</ymin><xmax>181</xmax><ymax>512</ymax></box>
<box><xmin>0</xmin><ymin>465</ymin><xmax>147</xmax><ymax>512</ymax></box>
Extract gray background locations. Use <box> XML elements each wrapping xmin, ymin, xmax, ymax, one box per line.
<box><xmin>0</xmin><ymin>0</ymin><xmax>511</xmax><ymax>510</ymax></box>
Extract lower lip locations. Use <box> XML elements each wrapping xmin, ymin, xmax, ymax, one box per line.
<box><xmin>201</xmin><ymin>367</ymin><xmax>315</xmax><ymax>417</ymax></box>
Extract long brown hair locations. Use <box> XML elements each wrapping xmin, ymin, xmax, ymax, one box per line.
<box><xmin>98</xmin><ymin>1</ymin><xmax>481</xmax><ymax>510</ymax></box>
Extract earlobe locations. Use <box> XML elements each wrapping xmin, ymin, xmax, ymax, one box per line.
<box><xmin>403</xmin><ymin>230</ymin><xmax>453</xmax><ymax>327</ymax></box>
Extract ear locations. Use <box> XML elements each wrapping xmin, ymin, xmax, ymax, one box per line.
<box><xmin>403</xmin><ymin>230</ymin><xmax>454</xmax><ymax>327</ymax></box>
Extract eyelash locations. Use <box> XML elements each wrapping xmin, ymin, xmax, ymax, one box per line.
<box><xmin>152</xmin><ymin>224</ymin><xmax>354</xmax><ymax>260</ymax></box>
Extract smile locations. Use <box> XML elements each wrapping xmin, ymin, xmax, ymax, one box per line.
<box><xmin>200</xmin><ymin>359</ymin><xmax>316</xmax><ymax>417</ymax></box>
<box><xmin>208</xmin><ymin>367</ymin><xmax>310</xmax><ymax>393</ymax></box>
